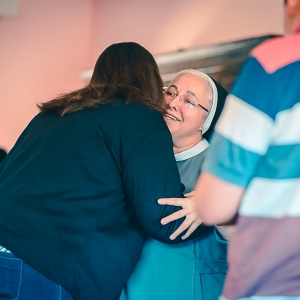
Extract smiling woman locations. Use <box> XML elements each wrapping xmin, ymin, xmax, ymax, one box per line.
<box><xmin>0</xmin><ymin>44</ymin><xmax>210</xmax><ymax>300</ymax></box>
<box><xmin>121</xmin><ymin>69</ymin><xmax>229</xmax><ymax>300</ymax></box>
<box><xmin>163</xmin><ymin>71</ymin><xmax>213</xmax><ymax>154</ymax></box>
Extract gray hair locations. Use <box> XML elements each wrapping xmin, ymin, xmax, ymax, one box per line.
<box><xmin>172</xmin><ymin>69</ymin><xmax>213</xmax><ymax>110</ymax></box>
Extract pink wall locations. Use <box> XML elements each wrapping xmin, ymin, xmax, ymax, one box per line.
<box><xmin>0</xmin><ymin>0</ymin><xmax>284</xmax><ymax>151</ymax></box>
<box><xmin>0</xmin><ymin>0</ymin><xmax>93</xmax><ymax>151</ymax></box>
<box><xmin>89</xmin><ymin>0</ymin><xmax>284</xmax><ymax>64</ymax></box>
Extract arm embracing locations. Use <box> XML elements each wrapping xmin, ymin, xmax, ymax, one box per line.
<box><xmin>123</xmin><ymin>130</ymin><xmax>210</xmax><ymax>244</ymax></box>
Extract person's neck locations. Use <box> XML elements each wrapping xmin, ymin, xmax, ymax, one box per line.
<box><xmin>173</xmin><ymin>135</ymin><xmax>203</xmax><ymax>154</ymax></box>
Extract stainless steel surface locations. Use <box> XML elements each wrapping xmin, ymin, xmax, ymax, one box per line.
<box><xmin>155</xmin><ymin>35</ymin><xmax>280</xmax><ymax>91</ymax></box>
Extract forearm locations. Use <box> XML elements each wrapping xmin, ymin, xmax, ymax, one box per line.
<box><xmin>195</xmin><ymin>172</ymin><xmax>244</xmax><ymax>225</ymax></box>
<box><xmin>124</xmin><ymin>129</ymin><xmax>209</xmax><ymax>244</ymax></box>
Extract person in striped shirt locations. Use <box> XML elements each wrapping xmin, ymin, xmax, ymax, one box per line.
<box><xmin>159</xmin><ymin>0</ymin><xmax>300</xmax><ymax>299</ymax></box>
<box><xmin>196</xmin><ymin>0</ymin><xmax>300</xmax><ymax>299</ymax></box>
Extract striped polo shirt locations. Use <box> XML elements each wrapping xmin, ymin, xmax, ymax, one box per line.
<box><xmin>203</xmin><ymin>34</ymin><xmax>300</xmax><ymax>300</ymax></box>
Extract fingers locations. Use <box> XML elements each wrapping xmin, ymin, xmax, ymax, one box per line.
<box><xmin>169</xmin><ymin>218</ymin><xmax>192</xmax><ymax>240</ymax></box>
<box><xmin>184</xmin><ymin>191</ymin><xmax>195</xmax><ymax>198</ymax></box>
<box><xmin>158</xmin><ymin>193</ymin><xmax>201</xmax><ymax>240</ymax></box>
<box><xmin>158</xmin><ymin>197</ymin><xmax>185</xmax><ymax>207</ymax></box>
<box><xmin>161</xmin><ymin>210</ymin><xmax>186</xmax><ymax>225</ymax></box>
<box><xmin>181</xmin><ymin>222</ymin><xmax>201</xmax><ymax>239</ymax></box>
<box><xmin>170</xmin><ymin>219</ymin><xmax>202</xmax><ymax>240</ymax></box>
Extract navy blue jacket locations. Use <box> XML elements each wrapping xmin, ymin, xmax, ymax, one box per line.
<box><xmin>0</xmin><ymin>98</ymin><xmax>208</xmax><ymax>300</ymax></box>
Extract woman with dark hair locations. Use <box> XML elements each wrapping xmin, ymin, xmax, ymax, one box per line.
<box><xmin>121</xmin><ymin>70</ymin><xmax>229</xmax><ymax>300</ymax></box>
<box><xmin>0</xmin><ymin>43</ymin><xmax>206</xmax><ymax>300</ymax></box>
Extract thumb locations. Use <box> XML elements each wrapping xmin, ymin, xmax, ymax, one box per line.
<box><xmin>184</xmin><ymin>191</ymin><xmax>195</xmax><ymax>198</ymax></box>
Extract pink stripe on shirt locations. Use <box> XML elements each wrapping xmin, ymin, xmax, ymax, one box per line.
<box><xmin>251</xmin><ymin>34</ymin><xmax>300</xmax><ymax>74</ymax></box>
<box><xmin>223</xmin><ymin>215</ymin><xmax>300</xmax><ymax>299</ymax></box>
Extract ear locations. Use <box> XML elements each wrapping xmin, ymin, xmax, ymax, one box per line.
<box><xmin>198</xmin><ymin>117</ymin><xmax>205</xmax><ymax>131</ymax></box>
<box><xmin>198</xmin><ymin>128</ymin><xmax>203</xmax><ymax>140</ymax></box>
<box><xmin>286</xmin><ymin>0</ymin><xmax>300</xmax><ymax>16</ymax></box>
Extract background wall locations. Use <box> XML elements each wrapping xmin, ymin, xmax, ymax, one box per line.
<box><xmin>0</xmin><ymin>0</ymin><xmax>93</xmax><ymax>151</ymax></box>
<box><xmin>89</xmin><ymin>0</ymin><xmax>284</xmax><ymax>64</ymax></box>
<box><xmin>0</xmin><ymin>0</ymin><xmax>284</xmax><ymax>151</ymax></box>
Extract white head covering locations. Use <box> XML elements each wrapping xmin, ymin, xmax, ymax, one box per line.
<box><xmin>201</xmin><ymin>74</ymin><xmax>218</xmax><ymax>134</ymax></box>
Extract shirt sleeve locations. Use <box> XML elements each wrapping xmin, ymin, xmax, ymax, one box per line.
<box><xmin>123</xmin><ymin>129</ymin><xmax>210</xmax><ymax>244</ymax></box>
<box><xmin>202</xmin><ymin>56</ymin><xmax>275</xmax><ymax>187</ymax></box>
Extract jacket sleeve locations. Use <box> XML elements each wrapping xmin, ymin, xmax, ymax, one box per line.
<box><xmin>122</xmin><ymin>129</ymin><xmax>210</xmax><ymax>244</ymax></box>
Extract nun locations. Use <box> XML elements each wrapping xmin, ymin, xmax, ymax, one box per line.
<box><xmin>121</xmin><ymin>69</ymin><xmax>229</xmax><ymax>300</ymax></box>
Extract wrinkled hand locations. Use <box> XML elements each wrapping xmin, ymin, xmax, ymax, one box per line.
<box><xmin>158</xmin><ymin>191</ymin><xmax>202</xmax><ymax>240</ymax></box>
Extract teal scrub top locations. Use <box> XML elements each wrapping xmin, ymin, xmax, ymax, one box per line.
<box><xmin>120</xmin><ymin>139</ymin><xmax>228</xmax><ymax>300</ymax></box>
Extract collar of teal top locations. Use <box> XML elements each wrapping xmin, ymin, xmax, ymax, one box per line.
<box><xmin>174</xmin><ymin>138</ymin><xmax>210</xmax><ymax>162</ymax></box>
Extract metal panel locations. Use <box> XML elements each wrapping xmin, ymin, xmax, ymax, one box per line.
<box><xmin>156</xmin><ymin>35</ymin><xmax>280</xmax><ymax>91</ymax></box>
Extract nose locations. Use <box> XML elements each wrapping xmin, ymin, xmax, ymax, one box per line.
<box><xmin>166</xmin><ymin>95</ymin><xmax>180</xmax><ymax>112</ymax></box>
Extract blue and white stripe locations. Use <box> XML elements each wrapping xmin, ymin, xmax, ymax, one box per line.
<box><xmin>215</xmin><ymin>94</ymin><xmax>273</xmax><ymax>155</ymax></box>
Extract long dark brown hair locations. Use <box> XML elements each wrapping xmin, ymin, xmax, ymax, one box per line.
<box><xmin>38</xmin><ymin>42</ymin><xmax>164</xmax><ymax>116</ymax></box>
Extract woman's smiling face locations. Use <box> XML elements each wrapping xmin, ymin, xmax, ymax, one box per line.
<box><xmin>164</xmin><ymin>73</ymin><xmax>210</xmax><ymax>145</ymax></box>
